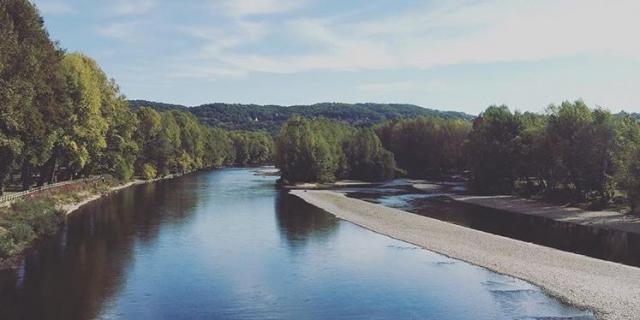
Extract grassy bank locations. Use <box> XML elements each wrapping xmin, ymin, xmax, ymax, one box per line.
<box><xmin>0</xmin><ymin>177</ymin><xmax>120</xmax><ymax>266</ymax></box>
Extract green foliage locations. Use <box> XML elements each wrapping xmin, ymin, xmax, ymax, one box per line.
<box><xmin>276</xmin><ymin>116</ymin><xmax>397</xmax><ymax>183</ymax></box>
<box><xmin>0</xmin><ymin>233</ymin><xmax>15</xmax><ymax>257</ymax></box>
<box><xmin>56</xmin><ymin>53</ymin><xmax>110</xmax><ymax>177</ymax></box>
<box><xmin>229</xmin><ymin>131</ymin><xmax>274</xmax><ymax>166</ymax></box>
<box><xmin>0</xmin><ymin>198</ymin><xmax>64</xmax><ymax>257</ymax></box>
<box><xmin>9</xmin><ymin>223</ymin><xmax>35</xmax><ymax>243</ymax></box>
<box><xmin>467</xmin><ymin>105</ymin><xmax>523</xmax><ymax>194</ymax></box>
<box><xmin>375</xmin><ymin>117</ymin><xmax>471</xmax><ymax>177</ymax></box>
<box><xmin>343</xmin><ymin>128</ymin><xmax>396</xmax><ymax>181</ymax></box>
<box><xmin>613</xmin><ymin>116</ymin><xmax>640</xmax><ymax>212</ymax></box>
<box><xmin>466</xmin><ymin>101</ymin><xmax>633</xmax><ymax>207</ymax></box>
<box><xmin>140</xmin><ymin>163</ymin><xmax>158</xmax><ymax>180</ymax></box>
<box><xmin>544</xmin><ymin>102</ymin><xmax>617</xmax><ymax>199</ymax></box>
<box><xmin>0</xmin><ymin>0</ymin><xmax>62</xmax><ymax>193</ymax></box>
<box><xmin>10</xmin><ymin>199</ymin><xmax>64</xmax><ymax>236</ymax></box>
<box><xmin>129</xmin><ymin>100</ymin><xmax>474</xmax><ymax>133</ymax></box>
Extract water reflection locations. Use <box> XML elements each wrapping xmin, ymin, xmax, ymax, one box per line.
<box><xmin>275</xmin><ymin>192</ymin><xmax>340</xmax><ymax>250</ymax></box>
<box><xmin>0</xmin><ymin>178</ymin><xmax>203</xmax><ymax>320</ymax></box>
<box><xmin>0</xmin><ymin>169</ymin><xmax>593</xmax><ymax>319</ymax></box>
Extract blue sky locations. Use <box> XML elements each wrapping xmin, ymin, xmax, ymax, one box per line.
<box><xmin>33</xmin><ymin>0</ymin><xmax>640</xmax><ymax>114</ymax></box>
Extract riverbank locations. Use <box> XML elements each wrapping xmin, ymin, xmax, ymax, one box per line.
<box><xmin>60</xmin><ymin>174</ymin><xmax>182</xmax><ymax>216</ymax></box>
<box><xmin>0</xmin><ymin>173</ymin><xmax>185</xmax><ymax>270</ymax></box>
<box><xmin>448</xmin><ymin>195</ymin><xmax>640</xmax><ymax>234</ymax></box>
<box><xmin>291</xmin><ymin>190</ymin><xmax>640</xmax><ymax>320</ymax></box>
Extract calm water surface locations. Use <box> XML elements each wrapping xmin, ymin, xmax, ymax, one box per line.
<box><xmin>0</xmin><ymin>169</ymin><xmax>593</xmax><ymax>319</ymax></box>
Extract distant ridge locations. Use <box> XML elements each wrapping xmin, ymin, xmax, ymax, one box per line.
<box><xmin>128</xmin><ymin>100</ymin><xmax>475</xmax><ymax>132</ymax></box>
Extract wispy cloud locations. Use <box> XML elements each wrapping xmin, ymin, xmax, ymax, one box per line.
<box><xmin>96</xmin><ymin>21</ymin><xmax>143</xmax><ymax>41</ymax></box>
<box><xmin>214</xmin><ymin>0</ymin><xmax>307</xmax><ymax>17</ymax></box>
<box><xmin>36</xmin><ymin>1</ymin><xmax>73</xmax><ymax>15</ymax></box>
<box><xmin>110</xmin><ymin>0</ymin><xmax>157</xmax><ymax>16</ymax></box>
<box><xmin>194</xmin><ymin>0</ymin><xmax>640</xmax><ymax>75</ymax></box>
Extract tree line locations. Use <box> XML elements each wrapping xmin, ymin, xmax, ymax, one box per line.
<box><xmin>467</xmin><ymin>102</ymin><xmax>640</xmax><ymax>210</ymax></box>
<box><xmin>275</xmin><ymin>103</ymin><xmax>640</xmax><ymax>213</ymax></box>
<box><xmin>0</xmin><ymin>0</ymin><xmax>273</xmax><ymax>195</ymax></box>
<box><xmin>129</xmin><ymin>100</ymin><xmax>473</xmax><ymax>133</ymax></box>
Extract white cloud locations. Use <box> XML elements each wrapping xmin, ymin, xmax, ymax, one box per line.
<box><xmin>110</xmin><ymin>0</ymin><xmax>157</xmax><ymax>16</ymax></box>
<box><xmin>35</xmin><ymin>1</ymin><xmax>73</xmax><ymax>15</ymax></box>
<box><xmin>96</xmin><ymin>21</ymin><xmax>142</xmax><ymax>41</ymax></box>
<box><xmin>214</xmin><ymin>0</ymin><xmax>306</xmax><ymax>17</ymax></box>
<box><xmin>182</xmin><ymin>20</ymin><xmax>267</xmax><ymax>53</ymax></box>
<box><xmin>195</xmin><ymin>0</ymin><xmax>640</xmax><ymax>74</ymax></box>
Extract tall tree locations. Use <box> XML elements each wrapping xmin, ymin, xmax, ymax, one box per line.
<box><xmin>467</xmin><ymin>105</ymin><xmax>523</xmax><ymax>194</ymax></box>
<box><xmin>344</xmin><ymin>128</ymin><xmax>395</xmax><ymax>181</ymax></box>
<box><xmin>40</xmin><ymin>53</ymin><xmax>111</xmax><ymax>182</ymax></box>
<box><xmin>0</xmin><ymin>0</ymin><xmax>62</xmax><ymax>192</ymax></box>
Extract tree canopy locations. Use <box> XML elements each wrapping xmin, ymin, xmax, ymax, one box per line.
<box><xmin>275</xmin><ymin>116</ymin><xmax>396</xmax><ymax>184</ymax></box>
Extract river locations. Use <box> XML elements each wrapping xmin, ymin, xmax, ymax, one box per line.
<box><xmin>0</xmin><ymin>168</ymin><xmax>593</xmax><ymax>319</ymax></box>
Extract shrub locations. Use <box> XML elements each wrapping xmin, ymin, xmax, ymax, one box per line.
<box><xmin>9</xmin><ymin>223</ymin><xmax>36</xmax><ymax>243</ymax></box>
<box><xmin>114</xmin><ymin>158</ymin><xmax>134</xmax><ymax>181</ymax></box>
<box><xmin>141</xmin><ymin>163</ymin><xmax>157</xmax><ymax>180</ymax></box>
<box><xmin>9</xmin><ymin>199</ymin><xmax>64</xmax><ymax>236</ymax></box>
<box><xmin>0</xmin><ymin>234</ymin><xmax>15</xmax><ymax>257</ymax></box>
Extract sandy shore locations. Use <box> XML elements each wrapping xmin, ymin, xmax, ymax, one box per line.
<box><xmin>61</xmin><ymin>174</ymin><xmax>182</xmax><ymax>215</ymax></box>
<box><xmin>449</xmin><ymin>195</ymin><xmax>640</xmax><ymax>234</ymax></box>
<box><xmin>61</xmin><ymin>180</ymin><xmax>142</xmax><ymax>215</ymax></box>
<box><xmin>292</xmin><ymin>190</ymin><xmax>640</xmax><ymax>320</ymax></box>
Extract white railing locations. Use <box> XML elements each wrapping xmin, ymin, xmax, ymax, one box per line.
<box><xmin>0</xmin><ymin>176</ymin><xmax>103</xmax><ymax>204</ymax></box>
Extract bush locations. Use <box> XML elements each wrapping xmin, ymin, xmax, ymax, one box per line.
<box><xmin>114</xmin><ymin>158</ymin><xmax>134</xmax><ymax>181</ymax></box>
<box><xmin>9</xmin><ymin>223</ymin><xmax>36</xmax><ymax>243</ymax></box>
<box><xmin>141</xmin><ymin>163</ymin><xmax>157</xmax><ymax>180</ymax></box>
<box><xmin>9</xmin><ymin>199</ymin><xmax>64</xmax><ymax>236</ymax></box>
<box><xmin>0</xmin><ymin>234</ymin><xmax>15</xmax><ymax>257</ymax></box>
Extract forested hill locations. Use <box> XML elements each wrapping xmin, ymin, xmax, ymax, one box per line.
<box><xmin>128</xmin><ymin>100</ymin><xmax>474</xmax><ymax>132</ymax></box>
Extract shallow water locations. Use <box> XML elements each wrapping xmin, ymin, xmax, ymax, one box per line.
<box><xmin>344</xmin><ymin>180</ymin><xmax>640</xmax><ymax>267</ymax></box>
<box><xmin>0</xmin><ymin>169</ymin><xmax>593</xmax><ymax>319</ymax></box>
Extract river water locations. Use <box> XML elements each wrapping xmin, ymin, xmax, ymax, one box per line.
<box><xmin>0</xmin><ymin>169</ymin><xmax>593</xmax><ymax>319</ymax></box>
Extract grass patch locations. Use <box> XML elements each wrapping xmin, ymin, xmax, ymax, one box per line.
<box><xmin>0</xmin><ymin>198</ymin><xmax>64</xmax><ymax>257</ymax></box>
<box><xmin>0</xmin><ymin>176</ymin><xmax>122</xmax><ymax>258</ymax></box>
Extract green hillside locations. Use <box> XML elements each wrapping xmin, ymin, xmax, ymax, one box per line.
<box><xmin>128</xmin><ymin>100</ymin><xmax>475</xmax><ymax>132</ymax></box>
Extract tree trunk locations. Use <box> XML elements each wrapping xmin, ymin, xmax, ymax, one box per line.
<box><xmin>21</xmin><ymin>162</ymin><xmax>33</xmax><ymax>190</ymax></box>
<box><xmin>0</xmin><ymin>173</ymin><xmax>6</xmax><ymax>196</ymax></box>
<box><xmin>39</xmin><ymin>154</ymin><xmax>57</xmax><ymax>186</ymax></box>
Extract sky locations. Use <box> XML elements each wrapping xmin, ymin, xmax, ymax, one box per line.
<box><xmin>32</xmin><ymin>0</ymin><xmax>640</xmax><ymax>114</ymax></box>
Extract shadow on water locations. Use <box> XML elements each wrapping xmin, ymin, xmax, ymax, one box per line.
<box><xmin>410</xmin><ymin>196</ymin><xmax>640</xmax><ymax>267</ymax></box>
<box><xmin>0</xmin><ymin>177</ymin><xmax>202</xmax><ymax>320</ymax></box>
<box><xmin>274</xmin><ymin>192</ymin><xmax>340</xmax><ymax>251</ymax></box>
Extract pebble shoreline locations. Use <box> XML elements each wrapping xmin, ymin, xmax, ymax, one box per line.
<box><xmin>292</xmin><ymin>190</ymin><xmax>640</xmax><ymax>320</ymax></box>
